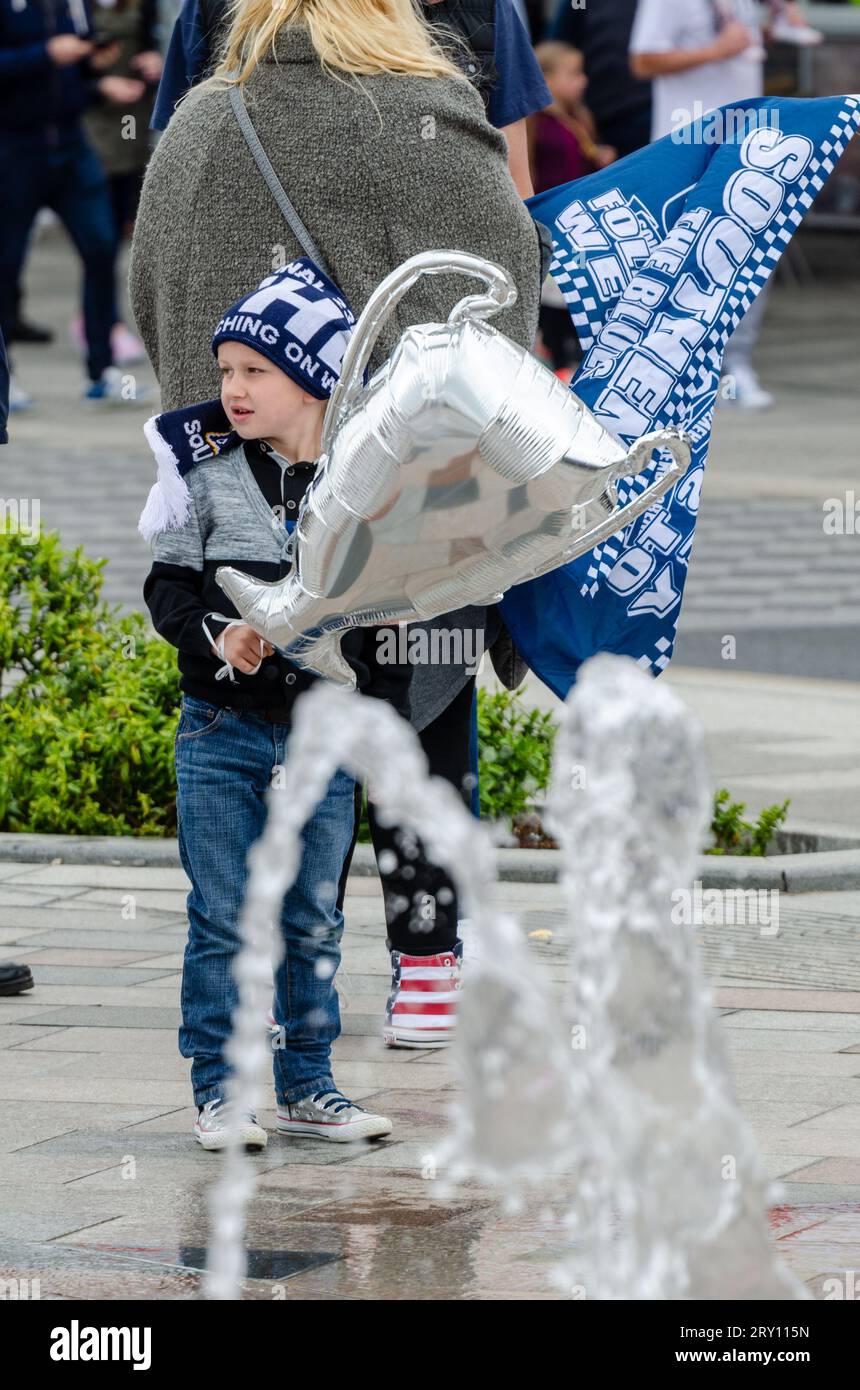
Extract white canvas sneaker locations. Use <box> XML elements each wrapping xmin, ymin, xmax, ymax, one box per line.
<box><xmin>721</xmin><ymin>364</ymin><xmax>774</xmax><ymax>411</ymax></box>
<box><xmin>276</xmin><ymin>1090</ymin><xmax>392</xmax><ymax>1142</ymax></box>
<box><xmin>194</xmin><ymin>1098</ymin><xmax>268</xmax><ymax>1152</ymax></box>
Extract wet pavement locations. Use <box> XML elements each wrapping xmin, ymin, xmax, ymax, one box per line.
<box><xmin>1</xmin><ymin>866</ymin><xmax>859</xmax><ymax>1299</ymax></box>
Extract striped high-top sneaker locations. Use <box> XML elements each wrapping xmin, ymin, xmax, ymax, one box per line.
<box><xmin>382</xmin><ymin>940</ymin><xmax>463</xmax><ymax>1048</ymax></box>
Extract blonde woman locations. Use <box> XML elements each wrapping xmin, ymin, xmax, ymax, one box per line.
<box><xmin>130</xmin><ymin>0</ymin><xmax>545</xmax><ymax>1053</ymax></box>
<box><xmin>151</xmin><ymin>0</ymin><xmax>551</xmax><ymax>198</ymax></box>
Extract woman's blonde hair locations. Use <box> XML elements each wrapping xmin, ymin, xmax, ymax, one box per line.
<box><xmin>209</xmin><ymin>0</ymin><xmax>473</xmax><ymax>87</ymax></box>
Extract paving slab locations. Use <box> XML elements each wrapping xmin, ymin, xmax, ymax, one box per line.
<box><xmin>718</xmin><ymin>1053</ymin><xmax>860</xmax><ymax>1076</ymax></box>
<box><xmin>0</xmin><ymin>1024</ymin><xmax>70</xmax><ymax>1050</ymax></box>
<box><xmin>721</xmin><ymin>1010</ymin><xmax>860</xmax><ymax>1032</ymax></box>
<box><xmin>12</xmin><ymin>1026</ymin><xmax>180</xmax><ymax>1054</ymax></box>
<box><xmin>2</xmin><ymin>985</ymin><xmax>181</xmax><ymax>1008</ymax></box>
<box><xmin>2</xmin><ymin>865</ymin><xmax>191</xmax><ymax>890</ymax></box>
<box><xmin>56</xmin><ymin>889</ymin><xmax>190</xmax><ymax>912</ymax></box>
<box><xmin>0</xmin><ymin>1100</ymin><xmax>176</xmax><ymax>1153</ymax></box>
<box><xmin>743</xmin><ymin>1129</ymin><xmax>860</xmax><ymax>1159</ymax></box>
<box><xmin>0</xmin><ymin>886</ymin><xmax>93</xmax><ymax>907</ymax></box>
<box><xmin>713</xmin><ymin>988</ymin><xmax>860</xmax><ymax>1012</ymax></box>
<box><xmin>0</xmin><ymin>839</ymin><xmax>858</xmax><ymax>1298</ymax></box>
<box><xmin>13</xmin><ymin>929</ymin><xmax>188</xmax><ymax>951</ymax></box>
<box><xmin>0</xmin><ymin>1077</ymin><xmax>192</xmax><ymax>1106</ymax></box>
<box><xmin>6</xmin><ymin>948</ymin><xmax>166</xmax><ymax>967</ymax></box>
<box><xmin>733</xmin><ymin>1076</ymin><xmax>860</xmax><ymax>1103</ymax></box>
<box><xmin>722</xmin><ymin>1028</ymin><xmax>860</xmax><ymax>1052</ymax></box>
<box><xmin>789</xmin><ymin>1105</ymin><xmax>860</xmax><ymax>1135</ymax></box>
<box><xmin>786</xmin><ymin>1159</ymin><xmax>860</xmax><ymax>1185</ymax></box>
<box><xmin>9</xmin><ymin>1006</ymin><xmax>182</xmax><ymax>1029</ymax></box>
<box><xmin>0</xmin><ymin>1051</ymin><xmax>100</xmax><ymax>1078</ymax></box>
<box><xmin>14</xmin><ymin>966</ymin><xmax>178</xmax><ymax>987</ymax></box>
<box><xmin>0</xmin><ymin>1002</ymin><xmax>61</xmax><ymax>1023</ymax></box>
<box><xmin>0</xmin><ymin>928</ymin><xmax>49</xmax><ymax>946</ymax></box>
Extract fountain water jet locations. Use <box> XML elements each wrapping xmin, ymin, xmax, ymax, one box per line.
<box><xmin>205</xmin><ymin>658</ymin><xmax>804</xmax><ymax>1300</ymax></box>
<box><xmin>545</xmin><ymin>654</ymin><xmax>805</xmax><ymax>1300</ymax></box>
<box><xmin>204</xmin><ymin>682</ymin><xmax>569</xmax><ymax>1300</ymax></box>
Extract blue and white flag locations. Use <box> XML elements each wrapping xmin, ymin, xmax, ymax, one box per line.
<box><xmin>500</xmin><ymin>95</ymin><xmax>860</xmax><ymax>699</ymax></box>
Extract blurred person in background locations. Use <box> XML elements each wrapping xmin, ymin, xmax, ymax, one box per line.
<box><xmin>629</xmin><ymin>0</ymin><xmax>777</xmax><ymax>409</ymax></box>
<box><xmin>151</xmin><ymin>0</ymin><xmax>552</xmax><ymax>198</ymax></box>
<box><xmin>547</xmin><ymin>0</ymin><xmax>652</xmax><ymax>158</ymax></box>
<box><xmin>530</xmin><ymin>39</ymin><xmax>617</xmax><ymax>378</ymax></box>
<box><xmin>0</xmin><ymin>324</ymin><xmax>8</xmax><ymax>444</ymax></box>
<box><xmin>531</xmin><ymin>40</ymin><xmax>616</xmax><ymax>192</ymax></box>
<box><xmin>765</xmin><ymin>0</ymin><xmax>823</xmax><ymax>47</ymax></box>
<box><xmin>7</xmin><ymin>276</ymin><xmax>54</xmax><ymax>349</ymax></box>
<box><xmin>0</xmin><ymin>0</ymin><xmax>148</xmax><ymax>409</ymax></box>
<box><xmin>0</xmin><ymin>322</ymin><xmax>34</xmax><ymax>993</ymax></box>
<box><xmin>75</xmin><ymin>0</ymin><xmax>164</xmax><ymax>364</ymax></box>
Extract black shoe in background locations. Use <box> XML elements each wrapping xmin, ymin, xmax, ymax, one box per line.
<box><xmin>8</xmin><ymin>318</ymin><xmax>54</xmax><ymax>345</ymax></box>
<box><xmin>0</xmin><ymin>962</ymin><xmax>34</xmax><ymax>994</ymax></box>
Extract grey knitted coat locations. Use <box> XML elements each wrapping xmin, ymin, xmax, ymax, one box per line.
<box><xmin>129</xmin><ymin>21</ymin><xmax>542</xmax><ymax>730</ymax></box>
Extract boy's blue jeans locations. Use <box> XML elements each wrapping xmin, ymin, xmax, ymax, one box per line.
<box><xmin>174</xmin><ymin>696</ymin><xmax>356</xmax><ymax>1108</ymax></box>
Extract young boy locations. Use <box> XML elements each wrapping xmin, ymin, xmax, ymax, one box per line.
<box><xmin>141</xmin><ymin>258</ymin><xmax>410</xmax><ymax>1150</ymax></box>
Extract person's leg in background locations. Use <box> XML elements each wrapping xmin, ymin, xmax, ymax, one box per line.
<box><xmin>720</xmin><ymin>287</ymin><xmax>773</xmax><ymax>410</ymax></box>
<box><xmin>108</xmin><ymin>169</ymin><xmax>145</xmax><ymax>242</ymax></box>
<box><xmin>598</xmin><ymin>104</ymin><xmax>653</xmax><ymax>160</ymax></box>
<box><xmin>47</xmin><ymin>133</ymin><xmax>122</xmax><ymax>395</ymax></box>
<box><xmin>106</xmin><ymin>169</ymin><xmax>147</xmax><ymax>365</ymax></box>
<box><xmin>0</xmin><ymin>134</ymin><xmax>46</xmax><ymax>408</ymax></box>
<box><xmin>367</xmin><ymin>675</ymin><xmax>477</xmax><ymax>1049</ymax></box>
<box><xmin>9</xmin><ymin>278</ymin><xmax>54</xmax><ymax>345</ymax></box>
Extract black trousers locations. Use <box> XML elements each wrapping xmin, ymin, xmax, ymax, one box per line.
<box><xmin>337</xmin><ymin>676</ymin><xmax>476</xmax><ymax>954</ymax></box>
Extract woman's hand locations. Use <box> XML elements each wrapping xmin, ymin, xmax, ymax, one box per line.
<box><xmin>97</xmin><ymin>75</ymin><xmax>147</xmax><ymax>103</ymax></box>
<box><xmin>46</xmin><ymin>34</ymin><xmax>92</xmax><ymax>66</ymax></box>
<box><xmin>130</xmin><ymin>49</ymin><xmax>164</xmax><ymax>84</ymax></box>
<box><xmin>214</xmin><ymin>624</ymin><xmax>275</xmax><ymax>674</ymax></box>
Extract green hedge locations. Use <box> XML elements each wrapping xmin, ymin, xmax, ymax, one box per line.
<box><xmin>0</xmin><ymin>532</ymin><xmax>179</xmax><ymax>835</ymax></box>
<box><xmin>0</xmin><ymin>532</ymin><xmax>790</xmax><ymax>853</ymax></box>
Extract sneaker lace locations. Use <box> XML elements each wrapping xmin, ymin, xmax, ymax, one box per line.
<box><xmin>311</xmin><ymin>1090</ymin><xmax>361</xmax><ymax>1115</ymax></box>
<box><xmin>205</xmin><ymin>1099</ymin><xmax>259</xmax><ymax>1125</ymax></box>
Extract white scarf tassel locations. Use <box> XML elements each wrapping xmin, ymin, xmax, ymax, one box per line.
<box><xmin>138</xmin><ymin>414</ymin><xmax>192</xmax><ymax>541</ymax></box>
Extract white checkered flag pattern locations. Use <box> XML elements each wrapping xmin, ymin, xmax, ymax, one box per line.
<box><xmin>242</xmin><ymin>268</ymin><xmax>354</xmax><ymax>373</ymax></box>
<box><xmin>539</xmin><ymin>96</ymin><xmax>860</xmax><ymax>679</ymax></box>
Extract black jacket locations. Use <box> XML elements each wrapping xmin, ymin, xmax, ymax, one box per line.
<box><xmin>144</xmin><ymin>438</ymin><xmax>412</xmax><ymax>720</ymax></box>
<box><xmin>0</xmin><ymin>326</ymin><xmax>8</xmax><ymax>444</ymax></box>
<box><xmin>0</xmin><ymin>0</ymin><xmax>100</xmax><ymax>136</ymax></box>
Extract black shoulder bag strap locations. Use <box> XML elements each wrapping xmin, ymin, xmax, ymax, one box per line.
<box><xmin>228</xmin><ymin>84</ymin><xmax>334</xmax><ymax>279</ymax></box>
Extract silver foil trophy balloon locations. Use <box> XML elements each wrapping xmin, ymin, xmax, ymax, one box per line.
<box><xmin>216</xmin><ymin>250</ymin><xmax>691</xmax><ymax>686</ymax></box>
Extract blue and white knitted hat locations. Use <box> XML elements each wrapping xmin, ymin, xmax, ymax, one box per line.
<box><xmin>211</xmin><ymin>257</ymin><xmax>357</xmax><ymax>400</ymax></box>
<box><xmin>138</xmin><ymin>257</ymin><xmax>359</xmax><ymax>540</ymax></box>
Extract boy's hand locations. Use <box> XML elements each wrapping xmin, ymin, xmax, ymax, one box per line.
<box><xmin>213</xmin><ymin>624</ymin><xmax>275</xmax><ymax>673</ymax></box>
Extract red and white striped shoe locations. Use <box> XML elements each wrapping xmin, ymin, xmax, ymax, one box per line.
<box><xmin>382</xmin><ymin>941</ymin><xmax>463</xmax><ymax>1048</ymax></box>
